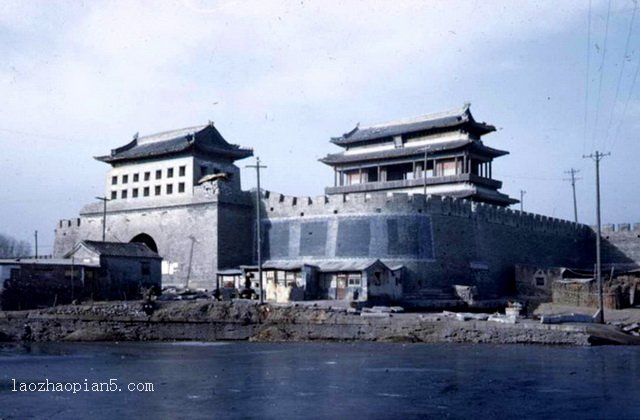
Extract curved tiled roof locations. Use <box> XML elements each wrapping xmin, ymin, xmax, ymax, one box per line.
<box><xmin>331</xmin><ymin>104</ymin><xmax>495</xmax><ymax>147</ymax></box>
<box><xmin>95</xmin><ymin>123</ymin><xmax>253</xmax><ymax>164</ymax></box>
<box><xmin>320</xmin><ymin>139</ymin><xmax>507</xmax><ymax>165</ymax></box>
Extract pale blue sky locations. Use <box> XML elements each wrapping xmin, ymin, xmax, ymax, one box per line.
<box><xmin>1</xmin><ymin>0</ymin><xmax>639</xmax><ymax>253</ymax></box>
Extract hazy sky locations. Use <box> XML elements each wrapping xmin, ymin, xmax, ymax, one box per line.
<box><xmin>1</xmin><ymin>0</ymin><xmax>639</xmax><ymax>254</ymax></box>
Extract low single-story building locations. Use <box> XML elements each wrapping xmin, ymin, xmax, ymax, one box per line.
<box><xmin>0</xmin><ymin>240</ymin><xmax>162</xmax><ymax>310</ymax></box>
<box><xmin>0</xmin><ymin>259</ymin><xmax>86</xmax><ymax>310</ymax></box>
<box><xmin>515</xmin><ymin>263</ymin><xmax>640</xmax><ymax>309</ymax></box>
<box><xmin>236</xmin><ymin>259</ymin><xmax>403</xmax><ymax>304</ymax></box>
<box><xmin>65</xmin><ymin>240</ymin><xmax>162</xmax><ymax>300</ymax></box>
<box><xmin>238</xmin><ymin>262</ymin><xmax>317</xmax><ymax>303</ymax></box>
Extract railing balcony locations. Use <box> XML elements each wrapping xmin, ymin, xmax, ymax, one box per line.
<box><xmin>326</xmin><ymin>173</ymin><xmax>501</xmax><ymax>195</ymax></box>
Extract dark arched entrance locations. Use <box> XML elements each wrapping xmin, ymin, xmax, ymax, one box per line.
<box><xmin>130</xmin><ymin>233</ymin><xmax>158</xmax><ymax>253</ymax></box>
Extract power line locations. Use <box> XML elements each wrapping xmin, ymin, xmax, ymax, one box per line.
<box><xmin>501</xmin><ymin>174</ymin><xmax>564</xmax><ymax>181</ymax></box>
<box><xmin>603</xmin><ymin>0</ymin><xmax>638</xmax><ymax>150</ymax></box>
<box><xmin>610</xmin><ymin>62</ymin><xmax>640</xmax><ymax>151</ymax></box>
<box><xmin>0</xmin><ymin>127</ymin><xmax>86</xmax><ymax>145</ymax></box>
<box><xmin>591</xmin><ymin>0</ymin><xmax>613</xmax><ymax>152</ymax></box>
<box><xmin>583</xmin><ymin>0</ymin><xmax>593</xmax><ymax>155</ymax></box>
<box><xmin>610</xmin><ymin>9</ymin><xmax>640</xmax><ymax>152</ymax></box>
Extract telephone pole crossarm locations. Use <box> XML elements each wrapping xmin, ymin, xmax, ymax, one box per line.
<box><xmin>94</xmin><ymin>196</ymin><xmax>111</xmax><ymax>242</ymax></box>
<box><xmin>519</xmin><ymin>190</ymin><xmax>526</xmax><ymax>212</ymax></box>
<box><xmin>563</xmin><ymin>168</ymin><xmax>581</xmax><ymax>223</ymax></box>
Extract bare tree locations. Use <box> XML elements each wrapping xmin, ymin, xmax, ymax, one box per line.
<box><xmin>0</xmin><ymin>233</ymin><xmax>31</xmax><ymax>258</ymax></box>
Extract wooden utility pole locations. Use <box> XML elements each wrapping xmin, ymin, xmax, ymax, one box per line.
<box><xmin>95</xmin><ymin>196</ymin><xmax>110</xmax><ymax>241</ymax></box>
<box><xmin>583</xmin><ymin>151</ymin><xmax>610</xmax><ymax>324</ymax></box>
<box><xmin>564</xmin><ymin>168</ymin><xmax>581</xmax><ymax>223</ymax></box>
<box><xmin>246</xmin><ymin>157</ymin><xmax>267</xmax><ymax>304</ymax></box>
<box><xmin>34</xmin><ymin>230</ymin><xmax>38</xmax><ymax>259</ymax></box>
<box><xmin>519</xmin><ymin>190</ymin><xmax>526</xmax><ymax>212</ymax></box>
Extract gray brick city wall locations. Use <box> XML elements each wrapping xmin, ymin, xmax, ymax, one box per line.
<box><xmin>259</xmin><ymin>191</ymin><xmax>594</xmax><ymax>297</ymax></box>
<box><xmin>56</xmin><ymin>185</ymin><xmax>628</xmax><ymax>300</ymax></box>
<box><xmin>600</xmin><ymin>223</ymin><xmax>640</xmax><ymax>267</ymax></box>
<box><xmin>54</xmin><ymin>184</ymin><xmax>254</xmax><ymax>290</ymax></box>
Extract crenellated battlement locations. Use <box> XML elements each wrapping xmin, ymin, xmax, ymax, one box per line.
<box><xmin>600</xmin><ymin>223</ymin><xmax>640</xmax><ymax>233</ymax></box>
<box><xmin>53</xmin><ymin>218</ymin><xmax>82</xmax><ymax>258</ymax></box>
<box><xmin>260</xmin><ymin>191</ymin><xmax>588</xmax><ymax>235</ymax></box>
<box><xmin>598</xmin><ymin>223</ymin><xmax>640</xmax><ymax>266</ymax></box>
<box><xmin>56</xmin><ymin>218</ymin><xmax>82</xmax><ymax>230</ymax></box>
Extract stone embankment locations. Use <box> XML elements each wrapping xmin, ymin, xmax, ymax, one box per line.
<box><xmin>0</xmin><ymin>300</ymin><xmax>638</xmax><ymax>345</ymax></box>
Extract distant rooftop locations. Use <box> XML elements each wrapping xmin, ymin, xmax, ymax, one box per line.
<box><xmin>331</xmin><ymin>103</ymin><xmax>495</xmax><ymax>147</ymax></box>
<box><xmin>95</xmin><ymin>123</ymin><xmax>253</xmax><ymax>164</ymax></box>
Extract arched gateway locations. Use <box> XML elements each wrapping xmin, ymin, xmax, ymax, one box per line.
<box><xmin>130</xmin><ymin>233</ymin><xmax>158</xmax><ymax>253</ymax></box>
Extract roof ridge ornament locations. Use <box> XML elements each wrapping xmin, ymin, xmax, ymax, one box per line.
<box><xmin>344</xmin><ymin>123</ymin><xmax>359</xmax><ymax>138</ymax></box>
<box><xmin>459</xmin><ymin>102</ymin><xmax>471</xmax><ymax>122</ymax></box>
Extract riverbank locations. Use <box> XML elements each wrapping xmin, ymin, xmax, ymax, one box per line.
<box><xmin>1</xmin><ymin>300</ymin><xmax>638</xmax><ymax>345</ymax></box>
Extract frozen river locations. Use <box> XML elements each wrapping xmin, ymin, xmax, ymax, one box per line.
<box><xmin>1</xmin><ymin>341</ymin><xmax>639</xmax><ymax>419</ymax></box>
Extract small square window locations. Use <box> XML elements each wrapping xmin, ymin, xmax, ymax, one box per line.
<box><xmin>155</xmin><ymin>185</ymin><xmax>161</xmax><ymax>196</ymax></box>
<box><xmin>167</xmin><ymin>168</ymin><xmax>174</xmax><ymax>178</ymax></box>
<box><xmin>111</xmin><ymin>190</ymin><xmax>117</xmax><ymax>200</ymax></box>
<box><xmin>133</xmin><ymin>173</ymin><xmax>139</xmax><ymax>182</ymax></box>
<box><xmin>132</xmin><ymin>188</ymin><xmax>139</xmax><ymax>198</ymax></box>
<box><xmin>111</xmin><ymin>176</ymin><xmax>117</xmax><ymax>185</ymax></box>
<box><xmin>121</xmin><ymin>190</ymin><xmax>128</xmax><ymax>199</ymax></box>
<box><xmin>144</xmin><ymin>172</ymin><xmax>150</xmax><ymax>181</ymax></box>
<box><xmin>178</xmin><ymin>182</ymin><xmax>185</xmax><ymax>193</ymax></box>
<box><xmin>179</xmin><ymin>166</ymin><xmax>186</xmax><ymax>176</ymax></box>
<box><xmin>166</xmin><ymin>184</ymin><xmax>173</xmax><ymax>195</ymax></box>
<box><xmin>535</xmin><ymin>276</ymin><xmax>546</xmax><ymax>286</ymax></box>
<box><xmin>122</xmin><ymin>174</ymin><xmax>128</xmax><ymax>184</ymax></box>
<box><xmin>155</xmin><ymin>170</ymin><xmax>162</xmax><ymax>180</ymax></box>
<box><xmin>143</xmin><ymin>187</ymin><xmax>150</xmax><ymax>197</ymax></box>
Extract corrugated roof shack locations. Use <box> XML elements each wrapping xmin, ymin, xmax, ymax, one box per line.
<box><xmin>66</xmin><ymin>241</ymin><xmax>162</xmax><ymax>300</ymax></box>
<box><xmin>238</xmin><ymin>259</ymin><xmax>403</xmax><ymax>304</ymax></box>
<box><xmin>0</xmin><ymin>259</ymin><xmax>85</xmax><ymax>310</ymax></box>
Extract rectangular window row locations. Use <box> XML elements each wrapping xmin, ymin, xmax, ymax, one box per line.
<box><xmin>110</xmin><ymin>182</ymin><xmax>186</xmax><ymax>200</ymax></box>
<box><xmin>111</xmin><ymin>165</ymin><xmax>187</xmax><ymax>185</ymax></box>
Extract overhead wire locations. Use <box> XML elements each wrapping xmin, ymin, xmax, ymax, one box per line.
<box><xmin>501</xmin><ymin>174</ymin><xmax>564</xmax><ymax>182</ymax></box>
<box><xmin>603</xmin><ymin>0</ymin><xmax>638</xmax><ymax>151</ymax></box>
<box><xmin>610</xmin><ymin>1</ymin><xmax>640</xmax><ymax>152</ymax></box>
<box><xmin>590</xmin><ymin>0</ymin><xmax>613</xmax><ymax>152</ymax></box>
<box><xmin>582</xmin><ymin>0</ymin><xmax>593</xmax><ymax>156</ymax></box>
<box><xmin>0</xmin><ymin>127</ymin><xmax>87</xmax><ymax>145</ymax></box>
<box><xmin>610</xmin><ymin>51</ymin><xmax>640</xmax><ymax>152</ymax></box>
